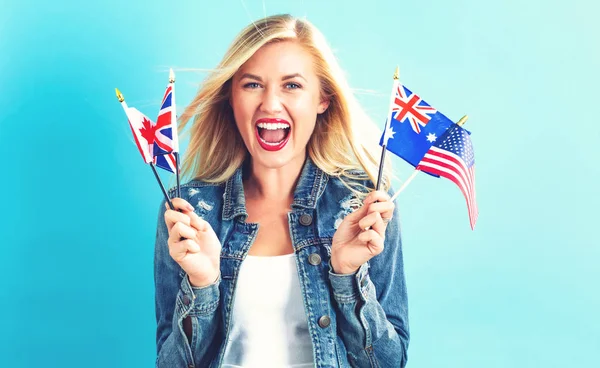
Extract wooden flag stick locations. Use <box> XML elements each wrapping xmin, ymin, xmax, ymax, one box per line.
<box><xmin>390</xmin><ymin>170</ymin><xmax>419</xmax><ymax>202</ymax></box>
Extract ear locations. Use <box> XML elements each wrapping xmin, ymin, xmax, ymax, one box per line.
<box><xmin>317</xmin><ymin>99</ymin><xmax>330</xmax><ymax>114</ymax></box>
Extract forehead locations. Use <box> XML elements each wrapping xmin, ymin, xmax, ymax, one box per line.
<box><xmin>238</xmin><ymin>40</ymin><xmax>316</xmax><ymax>77</ymax></box>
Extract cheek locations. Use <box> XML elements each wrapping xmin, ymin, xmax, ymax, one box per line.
<box><xmin>231</xmin><ymin>95</ymin><xmax>254</xmax><ymax>129</ymax></box>
<box><xmin>288</xmin><ymin>95</ymin><xmax>319</xmax><ymax>121</ymax></box>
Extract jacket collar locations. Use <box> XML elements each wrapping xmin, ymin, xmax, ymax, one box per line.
<box><xmin>222</xmin><ymin>157</ymin><xmax>328</xmax><ymax>221</ymax></box>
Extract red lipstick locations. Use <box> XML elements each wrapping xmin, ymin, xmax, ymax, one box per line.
<box><xmin>255</xmin><ymin>118</ymin><xmax>291</xmax><ymax>152</ymax></box>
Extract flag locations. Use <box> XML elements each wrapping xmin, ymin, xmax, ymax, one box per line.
<box><xmin>124</xmin><ymin>107</ymin><xmax>155</xmax><ymax>163</ymax></box>
<box><xmin>416</xmin><ymin>124</ymin><xmax>478</xmax><ymax>229</ymax></box>
<box><xmin>154</xmin><ymin>152</ymin><xmax>177</xmax><ymax>173</ymax></box>
<box><xmin>380</xmin><ymin>84</ymin><xmax>454</xmax><ymax>170</ymax></box>
<box><xmin>153</xmin><ymin>84</ymin><xmax>178</xmax><ymax>156</ymax></box>
<box><xmin>379</xmin><ymin>83</ymin><xmax>478</xmax><ymax>229</ymax></box>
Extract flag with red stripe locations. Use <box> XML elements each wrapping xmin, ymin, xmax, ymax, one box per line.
<box><xmin>153</xmin><ymin>84</ymin><xmax>177</xmax><ymax>156</ymax></box>
<box><xmin>416</xmin><ymin>124</ymin><xmax>479</xmax><ymax>229</ymax></box>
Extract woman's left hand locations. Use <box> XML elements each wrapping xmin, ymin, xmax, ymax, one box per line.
<box><xmin>331</xmin><ymin>190</ymin><xmax>395</xmax><ymax>275</ymax></box>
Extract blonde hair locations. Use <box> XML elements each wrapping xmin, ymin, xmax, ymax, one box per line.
<box><xmin>179</xmin><ymin>14</ymin><xmax>392</xmax><ymax>194</ymax></box>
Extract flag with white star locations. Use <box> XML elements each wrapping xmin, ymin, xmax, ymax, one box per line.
<box><xmin>379</xmin><ymin>84</ymin><xmax>454</xmax><ymax>171</ymax></box>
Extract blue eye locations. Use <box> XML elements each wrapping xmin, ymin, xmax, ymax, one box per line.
<box><xmin>286</xmin><ymin>82</ymin><xmax>302</xmax><ymax>89</ymax></box>
<box><xmin>244</xmin><ymin>82</ymin><xmax>261</xmax><ymax>89</ymax></box>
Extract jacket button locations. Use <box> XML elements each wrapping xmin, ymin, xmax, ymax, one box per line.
<box><xmin>308</xmin><ymin>253</ymin><xmax>321</xmax><ymax>265</ymax></box>
<box><xmin>182</xmin><ymin>295</ymin><xmax>191</xmax><ymax>306</ymax></box>
<box><xmin>299</xmin><ymin>214</ymin><xmax>313</xmax><ymax>226</ymax></box>
<box><xmin>318</xmin><ymin>315</ymin><xmax>331</xmax><ymax>328</ymax></box>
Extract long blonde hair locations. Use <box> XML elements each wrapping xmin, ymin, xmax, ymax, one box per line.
<box><xmin>179</xmin><ymin>14</ymin><xmax>392</xmax><ymax>193</ymax></box>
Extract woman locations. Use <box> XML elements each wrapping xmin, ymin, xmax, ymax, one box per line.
<box><xmin>155</xmin><ymin>14</ymin><xmax>409</xmax><ymax>368</ymax></box>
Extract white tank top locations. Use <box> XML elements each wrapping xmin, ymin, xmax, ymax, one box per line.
<box><xmin>222</xmin><ymin>253</ymin><xmax>315</xmax><ymax>368</ymax></box>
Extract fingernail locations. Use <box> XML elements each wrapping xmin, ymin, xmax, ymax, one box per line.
<box><xmin>187</xmin><ymin>204</ymin><xmax>194</xmax><ymax>211</ymax></box>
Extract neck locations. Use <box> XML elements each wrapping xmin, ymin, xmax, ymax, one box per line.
<box><xmin>244</xmin><ymin>155</ymin><xmax>306</xmax><ymax>202</ymax></box>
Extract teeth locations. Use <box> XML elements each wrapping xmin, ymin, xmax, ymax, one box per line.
<box><xmin>259</xmin><ymin>137</ymin><xmax>285</xmax><ymax>146</ymax></box>
<box><xmin>257</xmin><ymin>122</ymin><xmax>290</xmax><ymax>130</ymax></box>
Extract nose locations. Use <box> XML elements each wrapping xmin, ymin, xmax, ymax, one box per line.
<box><xmin>259</xmin><ymin>87</ymin><xmax>283</xmax><ymax>114</ymax></box>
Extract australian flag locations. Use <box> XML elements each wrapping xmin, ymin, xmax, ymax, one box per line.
<box><xmin>381</xmin><ymin>84</ymin><xmax>454</xmax><ymax>171</ymax></box>
<box><xmin>152</xmin><ymin>84</ymin><xmax>178</xmax><ymax>173</ymax></box>
<box><xmin>380</xmin><ymin>83</ymin><xmax>478</xmax><ymax>229</ymax></box>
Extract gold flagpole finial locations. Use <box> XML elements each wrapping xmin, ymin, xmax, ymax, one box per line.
<box><xmin>457</xmin><ymin>115</ymin><xmax>469</xmax><ymax>126</ymax></box>
<box><xmin>115</xmin><ymin>88</ymin><xmax>124</xmax><ymax>102</ymax></box>
<box><xmin>169</xmin><ymin>68</ymin><xmax>175</xmax><ymax>83</ymax></box>
<box><xmin>393</xmin><ymin>66</ymin><xmax>400</xmax><ymax>80</ymax></box>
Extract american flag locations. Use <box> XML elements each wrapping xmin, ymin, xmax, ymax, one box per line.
<box><xmin>416</xmin><ymin>124</ymin><xmax>479</xmax><ymax>229</ymax></box>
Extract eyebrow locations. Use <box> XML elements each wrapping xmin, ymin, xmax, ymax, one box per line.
<box><xmin>239</xmin><ymin>73</ymin><xmax>307</xmax><ymax>82</ymax></box>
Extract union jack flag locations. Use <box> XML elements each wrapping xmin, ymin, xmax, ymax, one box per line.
<box><xmin>152</xmin><ymin>83</ymin><xmax>179</xmax><ymax>173</ymax></box>
<box><xmin>416</xmin><ymin>124</ymin><xmax>479</xmax><ymax>229</ymax></box>
<box><xmin>153</xmin><ymin>85</ymin><xmax>177</xmax><ymax>156</ymax></box>
<box><xmin>154</xmin><ymin>152</ymin><xmax>177</xmax><ymax>173</ymax></box>
<box><xmin>392</xmin><ymin>85</ymin><xmax>437</xmax><ymax>134</ymax></box>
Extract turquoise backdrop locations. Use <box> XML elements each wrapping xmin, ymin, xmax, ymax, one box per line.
<box><xmin>1</xmin><ymin>0</ymin><xmax>598</xmax><ymax>367</ymax></box>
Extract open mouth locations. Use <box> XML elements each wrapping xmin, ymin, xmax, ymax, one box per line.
<box><xmin>255</xmin><ymin>119</ymin><xmax>291</xmax><ymax>151</ymax></box>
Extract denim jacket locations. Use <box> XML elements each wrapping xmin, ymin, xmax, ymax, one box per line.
<box><xmin>154</xmin><ymin>158</ymin><xmax>409</xmax><ymax>367</ymax></box>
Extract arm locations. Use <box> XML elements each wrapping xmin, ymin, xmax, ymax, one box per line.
<box><xmin>154</xmin><ymin>200</ymin><xmax>222</xmax><ymax>367</ymax></box>
<box><xmin>329</xmin><ymin>201</ymin><xmax>409</xmax><ymax>367</ymax></box>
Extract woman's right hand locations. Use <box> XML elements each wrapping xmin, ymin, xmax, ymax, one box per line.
<box><xmin>164</xmin><ymin>198</ymin><xmax>222</xmax><ymax>288</ymax></box>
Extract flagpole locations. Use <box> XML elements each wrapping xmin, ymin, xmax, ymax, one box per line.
<box><xmin>169</xmin><ymin>68</ymin><xmax>182</xmax><ymax>198</ymax></box>
<box><xmin>116</xmin><ymin>88</ymin><xmax>129</xmax><ymax>115</ymax></box>
<box><xmin>151</xmin><ymin>163</ymin><xmax>175</xmax><ymax>210</ymax></box>
<box><xmin>375</xmin><ymin>66</ymin><xmax>400</xmax><ymax>191</ymax></box>
<box><xmin>457</xmin><ymin>115</ymin><xmax>468</xmax><ymax>126</ymax></box>
<box><xmin>116</xmin><ymin>88</ymin><xmax>174</xmax><ymax>210</ymax></box>
<box><xmin>390</xmin><ymin>171</ymin><xmax>419</xmax><ymax>202</ymax></box>
<box><xmin>174</xmin><ymin>153</ymin><xmax>181</xmax><ymax>197</ymax></box>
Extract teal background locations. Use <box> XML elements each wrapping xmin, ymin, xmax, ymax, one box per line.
<box><xmin>1</xmin><ymin>0</ymin><xmax>598</xmax><ymax>367</ymax></box>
